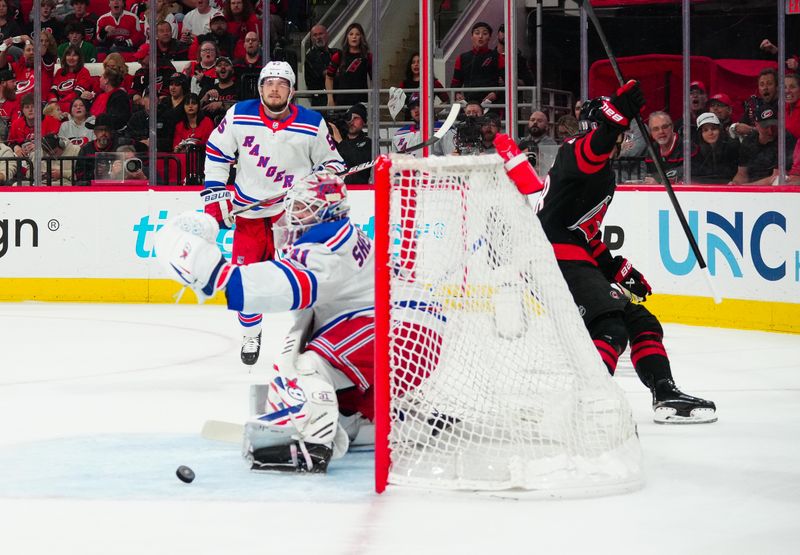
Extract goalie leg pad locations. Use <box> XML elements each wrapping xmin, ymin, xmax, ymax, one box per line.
<box><xmin>243</xmin><ymin>353</ymin><xmax>342</xmax><ymax>468</ymax></box>
<box><xmin>250</xmin><ymin>442</ymin><xmax>333</xmax><ymax>473</ymax></box>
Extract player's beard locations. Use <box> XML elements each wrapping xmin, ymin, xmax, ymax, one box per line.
<box><xmin>262</xmin><ymin>93</ymin><xmax>292</xmax><ymax>117</ymax></box>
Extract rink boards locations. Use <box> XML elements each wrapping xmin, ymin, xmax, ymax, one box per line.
<box><xmin>0</xmin><ymin>185</ymin><xmax>798</xmax><ymax>333</ymax></box>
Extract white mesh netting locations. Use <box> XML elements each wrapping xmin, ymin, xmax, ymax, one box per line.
<box><xmin>383</xmin><ymin>154</ymin><xmax>643</xmax><ymax>495</ymax></box>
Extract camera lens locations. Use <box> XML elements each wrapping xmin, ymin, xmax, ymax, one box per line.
<box><xmin>125</xmin><ymin>158</ymin><xmax>142</xmax><ymax>173</ymax></box>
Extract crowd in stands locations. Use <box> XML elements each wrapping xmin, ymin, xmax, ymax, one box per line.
<box><xmin>2</xmin><ymin>3</ymin><xmax>800</xmax><ymax>187</ymax></box>
<box><xmin>0</xmin><ymin>0</ymin><xmax>306</xmax><ymax>185</ymax></box>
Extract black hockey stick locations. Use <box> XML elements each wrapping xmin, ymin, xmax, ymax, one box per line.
<box><xmin>228</xmin><ymin>103</ymin><xmax>462</xmax><ymax>219</ymax></box>
<box><xmin>577</xmin><ymin>0</ymin><xmax>720</xmax><ymax>303</ymax></box>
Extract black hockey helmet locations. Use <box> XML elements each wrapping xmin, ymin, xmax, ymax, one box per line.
<box><xmin>578</xmin><ymin>96</ymin><xmax>611</xmax><ymax>132</ymax></box>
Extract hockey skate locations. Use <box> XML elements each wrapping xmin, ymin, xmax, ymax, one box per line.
<box><xmin>650</xmin><ymin>378</ymin><xmax>717</xmax><ymax>424</ymax></box>
<box><xmin>241</xmin><ymin>332</ymin><xmax>261</xmax><ymax>365</ymax></box>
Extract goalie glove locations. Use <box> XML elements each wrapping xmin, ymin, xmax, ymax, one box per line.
<box><xmin>494</xmin><ymin>133</ymin><xmax>543</xmax><ymax>194</ymax></box>
<box><xmin>612</xmin><ymin>256</ymin><xmax>652</xmax><ymax>302</ymax></box>
<box><xmin>201</xmin><ymin>185</ymin><xmax>233</xmax><ymax>229</ymax></box>
<box><xmin>606</xmin><ymin>80</ymin><xmax>645</xmax><ymax>126</ymax></box>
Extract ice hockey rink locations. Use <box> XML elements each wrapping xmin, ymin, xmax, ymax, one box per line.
<box><xmin>0</xmin><ymin>301</ymin><xmax>798</xmax><ymax>555</ymax></box>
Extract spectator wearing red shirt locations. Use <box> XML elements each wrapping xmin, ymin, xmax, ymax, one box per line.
<box><xmin>226</xmin><ymin>0</ymin><xmax>258</xmax><ymax>44</ymax></box>
<box><xmin>183</xmin><ymin>40</ymin><xmax>218</xmax><ymax>92</ymax></box>
<box><xmin>0</xmin><ymin>35</ymin><xmax>53</xmax><ymax>99</ymax></box>
<box><xmin>90</xmin><ymin>67</ymin><xmax>131</xmax><ymax>131</ymax></box>
<box><xmin>173</xmin><ymin>92</ymin><xmax>214</xmax><ymax>152</ymax></box>
<box><xmin>42</xmin><ymin>101</ymin><xmax>64</xmax><ymax>135</ymax></box>
<box><xmin>95</xmin><ymin>52</ymin><xmax>134</xmax><ymax>93</ymax></box>
<box><xmin>8</xmin><ymin>92</ymin><xmax>34</xmax><ymax>156</ymax></box>
<box><xmin>96</xmin><ymin>0</ymin><xmax>143</xmax><ymax>54</ymax></box>
<box><xmin>51</xmin><ymin>44</ymin><xmax>94</xmax><ymax>113</ymax></box>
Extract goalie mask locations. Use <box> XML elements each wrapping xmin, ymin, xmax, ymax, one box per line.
<box><xmin>578</xmin><ymin>96</ymin><xmax>611</xmax><ymax>132</ymax></box>
<box><xmin>274</xmin><ymin>173</ymin><xmax>350</xmax><ymax>250</ymax></box>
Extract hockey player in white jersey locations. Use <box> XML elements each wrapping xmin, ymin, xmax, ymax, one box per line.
<box><xmin>201</xmin><ymin>60</ymin><xmax>346</xmax><ymax>367</ymax></box>
<box><xmin>156</xmin><ymin>174</ymin><xmax>380</xmax><ymax>472</ymax></box>
<box><xmin>392</xmin><ymin>93</ymin><xmax>456</xmax><ymax>156</ymax></box>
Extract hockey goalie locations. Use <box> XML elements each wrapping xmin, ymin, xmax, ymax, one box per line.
<box><xmin>155</xmin><ymin>174</ymin><xmax>439</xmax><ymax>473</ymax></box>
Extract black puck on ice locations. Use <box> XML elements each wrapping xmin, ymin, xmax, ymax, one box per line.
<box><xmin>176</xmin><ymin>465</ymin><xmax>195</xmax><ymax>483</ymax></box>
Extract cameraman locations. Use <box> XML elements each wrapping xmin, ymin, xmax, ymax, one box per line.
<box><xmin>108</xmin><ymin>145</ymin><xmax>147</xmax><ymax>181</ymax></box>
<box><xmin>454</xmin><ymin>101</ymin><xmax>499</xmax><ymax>155</ymax></box>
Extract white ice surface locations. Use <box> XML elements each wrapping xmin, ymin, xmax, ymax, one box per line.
<box><xmin>0</xmin><ymin>302</ymin><xmax>798</xmax><ymax>554</ymax></box>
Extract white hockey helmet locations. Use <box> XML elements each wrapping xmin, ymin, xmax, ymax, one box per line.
<box><xmin>273</xmin><ymin>172</ymin><xmax>349</xmax><ymax>250</ymax></box>
<box><xmin>259</xmin><ymin>61</ymin><xmax>296</xmax><ymax>90</ymax></box>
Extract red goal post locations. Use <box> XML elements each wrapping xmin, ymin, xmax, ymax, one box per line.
<box><xmin>373</xmin><ymin>153</ymin><xmax>644</xmax><ymax>497</ymax></box>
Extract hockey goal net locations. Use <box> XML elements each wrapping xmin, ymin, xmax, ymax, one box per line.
<box><xmin>373</xmin><ymin>154</ymin><xmax>643</xmax><ymax>496</ymax></box>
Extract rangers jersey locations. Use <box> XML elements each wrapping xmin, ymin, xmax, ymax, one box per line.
<box><xmin>391</xmin><ymin>120</ymin><xmax>455</xmax><ymax>156</ymax></box>
<box><xmin>226</xmin><ymin>218</ymin><xmax>373</xmax><ymax>335</ymax></box>
<box><xmin>204</xmin><ymin>100</ymin><xmax>346</xmax><ymax>218</ymax></box>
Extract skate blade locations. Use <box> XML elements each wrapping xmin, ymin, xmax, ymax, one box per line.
<box><xmin>653</xmin><ymin>406</ymin><xmax>717</xmax><ymax>425</ymax></box>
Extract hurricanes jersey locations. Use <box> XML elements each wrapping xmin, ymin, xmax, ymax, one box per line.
<box><xmin>536</xmin><ymin>121</ymin><xmax>623</xmax><ymax>265</ymax></box>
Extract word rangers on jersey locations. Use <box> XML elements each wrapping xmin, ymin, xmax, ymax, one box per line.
<box><xmin>241</xmin><ymin>135</ymin><xmax>296</xmax><ymax>187</ymax></box>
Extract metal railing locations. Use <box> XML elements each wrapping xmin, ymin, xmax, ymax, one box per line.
<box><xmin>0</xmin><ymin>152</ymin><xmax>198</xmax><ymax>187</ymax></box>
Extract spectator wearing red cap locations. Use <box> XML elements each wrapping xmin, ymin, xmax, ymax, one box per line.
<box><xmin>675</xmin><ymin>80</ymin><xmax>708</xmax><ymax>140</ymax></box>
<box><xmin>708</xmin><ymin>93</ymin><xmax>733</xmax><ymax>134</ymax></box>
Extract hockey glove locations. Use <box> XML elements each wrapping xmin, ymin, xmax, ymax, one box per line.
<box><xmin>494</xmin><ymin>133</ymin><xmax>544</xmax><ymax>194</ymax></box>
<box><xmin>609</xmin><ymin>80</ymin><xmax>645</xmax><ymax>124</ymax></box>
<box><xmin>612</xmin><ymin>256</ymin><xmax>652</xmax><ymax>302</ymax></box>
<box><xmin>201</xmin><ymin>185</ymin><xmax>234</xmax><ymax>229</ymax></box>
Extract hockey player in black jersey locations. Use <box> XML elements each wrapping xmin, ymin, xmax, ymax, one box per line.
<box><xmin>536</xmin><ymin>80</ymin><xmax>717</xmax><ymax>424</ymax></box>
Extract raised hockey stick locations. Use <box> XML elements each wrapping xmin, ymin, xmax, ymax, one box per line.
<box><xmin>227</xmin><ymin>103</ymin><xmax>463</xmax><ymax>219</ymax></box>
<box><xmin>576</xmin><ymin>0</ymin><xmax>721</xmax><ymax>304</ymax></box>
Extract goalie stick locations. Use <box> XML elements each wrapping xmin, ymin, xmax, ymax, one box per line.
<box><xmin>201</xmin><ymin>419</ymin><xmax>376</xmax><ymax>449</ymax></box>
<box><xmin>227</xmin><ymin>103</ymin><xmax>462</xmax><ymax>219</ymax></box>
